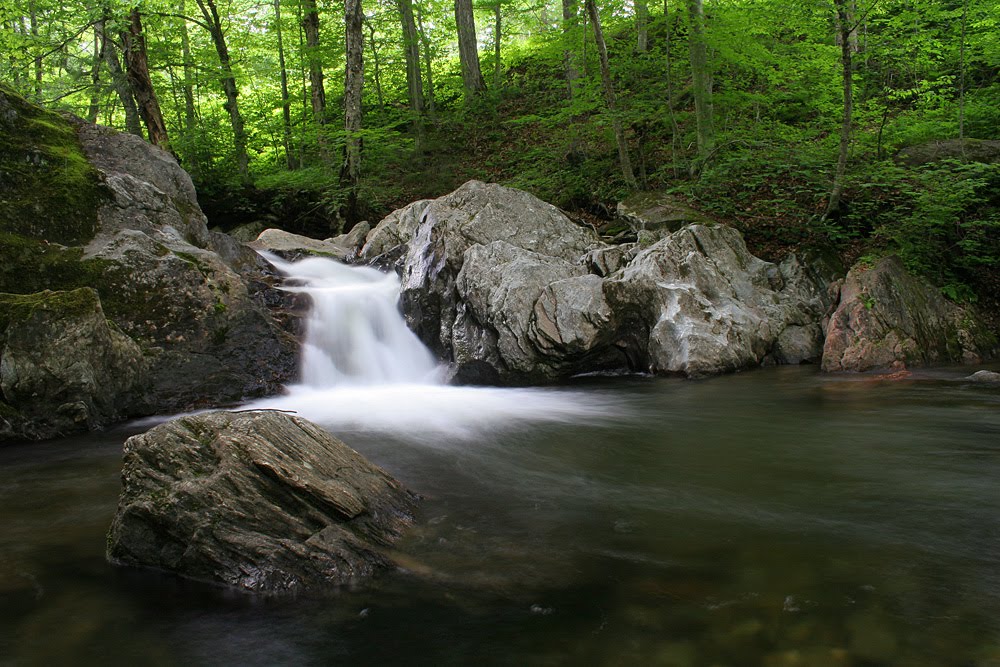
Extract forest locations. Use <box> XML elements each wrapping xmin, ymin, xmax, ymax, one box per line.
<box><xmin>1</xmin><ymin>0</ymin><xmax>998</xmax><ymax>306</ymax></box>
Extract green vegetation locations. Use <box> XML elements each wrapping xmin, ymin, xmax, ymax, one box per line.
<box><xmin>0</xmin><ymin>0</ymin><xmax>997</xmax><ymax>303</ymax></box>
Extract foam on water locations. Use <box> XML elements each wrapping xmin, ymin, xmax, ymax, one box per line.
<box><xmin>248</xmin><ymin>254</ymin><xmax>623</xmax><ymax>439</ymax></box>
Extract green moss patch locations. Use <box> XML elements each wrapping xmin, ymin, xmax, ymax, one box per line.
<box><xmin>0</xmin><ymin>231</ymin><xmax>108</xmax><ymax>295</ymax></box>
<box><xmin>0</xmin><ymin>288</ymin><xmax>100</xmax><ymax>333</ymax></box>
<box><xmin>0</xmin><ymin>85</ymin><xmax>106</xmax><ymax>245</ymax></box>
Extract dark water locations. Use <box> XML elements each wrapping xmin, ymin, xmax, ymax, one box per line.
<box><xmin>3</xmin><ymin>366</ymin><xmax>1000</xmax><ymax>666</ymax></box>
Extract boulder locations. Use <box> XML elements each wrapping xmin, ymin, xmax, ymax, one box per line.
<box><xmin>603</xmin><ymin>225</ymin><xmax>838</xmax><ymax>376</ymax></box>
<box><xmin>363</xmin><ymin>181</ymin><xmax>839</xmax><ymax>382</ymax></box>
<box><xmin>894</xmin><ymin>139</ymin><xmax>1000</xmax><ymax>167</ymax></box>
<box><xmin>616</xmin><ymin>191</ymin><xmax>714</xmax><ymax>237</ymax></box>
<box><xmin>250</xmin><ymin>227</ymin><xmax>359</xmax><ymax>262</ymax></box>
<box><xmin>0</xmin><ymin>86</ymin><xmax>298</xmax><ymax>436</ymax></box>
<box><xmin>362</xmin><ymin>180</ymin><xmax>602</xmax><ymax>360</ymax></box>
<box><xmin>106</xmin><ymin>410</ymin><xmax>418</xmax><ymax>594</ymax></box>
<box><xmin>0</xmin><ymin>289</ymin><xmax>146</xmax><ymax>440</ymax></box>
<box><xmin>821</xmin><ymin>256</ymin><xmax>996</xmax><ymax>372</ymax></box>
<box><xmin>966</xmin><ymin>370</ymin><xmax>1000</xmax><ymax>384</ymax></box>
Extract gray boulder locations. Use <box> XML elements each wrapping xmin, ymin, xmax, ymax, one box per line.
<box><xmin>363</xmin><ymin>181</ymin><xmax>840</xmax><ymax>382</ymax></box>
<box><xmin>107</xmin><ymin>410</ymin><xmax>418</xmax><ymax>594</ymax></box>
<box><xmin>616</xmin><ymin>191</ymin><xmax>714</xmax><ymax>238</ymax></box>
<box><xmin>966</xmin><ymin>370</ymin><xmax>1000</xmax><ymax>384</ymax></box>
<box><xmin>895</xmin><ymin>139</ymin><xmax>1000</xmax><ymax>167</ymax></box>
<box><xmin>250</xmin><ymin>227</ymin><xmax>361</xmax><ymax>262</ymax></box>
<box><xmin>821</xmin><ymin>256</ymin><xmax>996</xmax><ymax>372</ymax></box>
<box><xmin>0</xmin><ymin>289</ymin><xmax>146</xmax><ymax>440</ymax></box>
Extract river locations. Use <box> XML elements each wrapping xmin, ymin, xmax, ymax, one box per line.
<box><xmin>2</xmin><ymin>364</ymin><xmax>999</xmax><ymax>666</ymax></box>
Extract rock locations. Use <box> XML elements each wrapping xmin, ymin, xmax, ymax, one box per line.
<box><xmin>106</xmin><ymin>410</ymin><xmax>418</xmax><ymax>594</ymax></box>
<box><xmin>616</xmin><ymin>191</ymin><xmax>714</xmax><ymax>237</ymax></box>
<box><xmin>0</xmin><ymin>289</ymin><xmax>146</xmax><ymax>440</ymax></box>
<box><xmin>821</xmin><ymin>256</ymin><xmax>996</xmax><ymax>372</ymax></box>
<box><xmin>250</xmin><ymin>228</ymin><xmax>359</xmax><ymax>262</ymax></box>
<box><xmin>895</xmin><ymin>139</ymin><xmax>1000</xmax><ymax>167</ymax></box>
<box><xmin>227</xmin><ymin>221</ymin><xmax>267</xmax><ymax>243</ymax></box>
<box><xmin>0</xmin><ymin>87</ymin><xmax>298</xmax><ymax>437</ymax></box>
<box><xmin>361</xmin><ymin>181</ymin><xmax>840</xmax><ymax>383</ymax></box>
<box><xmin>966</xmin><ymin>370</ymin><xmax>1000</xmax><ymax>384</ymax></box>
<box><xmin>603</xmin><ymin>225</ymin><xmax>838</xmax><ymax>377</ymax></box>
<box><xmin>361</xmin><ymin>180</ymin><xmax>601</xmax><ymax>360</ymax></box>
<box><xmin>328</xmin><ymin>221</ymin><xmax>371</xmax><ymax>254</ymax></box>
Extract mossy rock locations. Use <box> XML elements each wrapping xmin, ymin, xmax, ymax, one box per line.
<box><xmin>0</xmin><ymin>288</ymin><xmax>102</xmax><ymax>334</ymax></box>
<box><xmin>0</xmin><ymin>85</ymin><xmax>106</xmax><ymax>245</ymax></box>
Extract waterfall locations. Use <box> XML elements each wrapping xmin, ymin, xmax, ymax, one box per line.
<box><xmin>247</xmin><ymin>253</ymin><xmax>623</xmax><ymax>440</ymax></box>
<box><xmin>266</xmin><ymin>255</ymin><xmax>439</xmax><ymax>387</ymax></box>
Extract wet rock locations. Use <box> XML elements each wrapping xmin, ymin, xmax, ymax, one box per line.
<box><xmin>250</xmin><ymin>228</ymin><xmax>359</xmax><ymax>262</ymax></box>
<box><xmin>822</xmin><ymin>256</ymin><xmax>996</xmax><ymax>372</ymax></box>
<box><xmin>0</xmin><ymin>289</ymin><xmax>146</xmax><ymax>440</ymax></box>
<box><xmin>616</xmin><ymin>191</ymin><xmax>714</xmax><ymax>238</ymax></box>
<box><xmin>966</xmin><ymin>370</ymin><xmax>1000</xmax><ymax>384</ymax></box>
<box><xmin>106</xmin><ymin>410</ymin><xmax>419</xmax><ymax>594</ymax></box>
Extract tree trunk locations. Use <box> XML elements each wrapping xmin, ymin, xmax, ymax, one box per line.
<box><xmin>29</xmin><ymin>0</ymin><xmax>41</xmax><ymax>98</ymax></box>
<box><xmin>686</xmin><ymin>0</ymin><xmax>713</xmax><ymax>164</ymax></box>
<box><xmin>584</xmin><ymin>0</ymin><xmax>636</xmax><ymax>187</ymax></box>
<box><xmin>365</xmin><ymin>19</ymin><xmax>385</xmax><ymax>108</ymax></box>
<box><xmin>98</xmin><ymin>17</ymin><xmax>143</xmax><ymax>137</ymax></box>
<box><xmin>416</xmin><ymin>3</ymin><xmax>436</xmax><ymax>116</ymax></box>
<box><xmin>301</xmin><ymin>0</ymin><xmax>326</xmax><ymax>125</ymax></box>
<box><xmin>454</xmin><ymin>0</ymin><xmax>486</xmax><ymax>99</ymax></box>
<box><xmin>87</xmin><ymin>26</ymin><xmax>103</xmax><ymax>123</ymax></box>
<box><xmin>274</xmin><ymin>0</ymin><xmax>295</xmax><ymax>169</ymax></box>
<box><xmin>664</xmin><ymin>0</ymin><xmax>681</xmax><ymax>176</ymax></box>
<box><xmin>397</xmin><ymin>0</ymin><xmax>423</xmax><ymax>117</ymax></box>
<box><xmin>195</xmin><ymin>0</ymin><xmax>251</xmax><ymax>183</ymax></box>
<box><xmin>341</xmin><ymin>0</ymin><xmax>364</xmax><ymax>219</ymax></box>
<box><xmin>636</xmin><ymin>0</ymin><xmax>648</xmax><ymax>52</ymax></box>
<box><xmin>562</xmin><ymin>0</ymin><xmax>578</xmax><ymax>100</ymax></box>
<box><xmin>121</xmin><ymin>9</ymin><xmax>170</xmax><ymax>150</ymax></box>
<box><xmin>824</xmin><ymin>0</ymin><xmax>853</xmax><ymax>219</ymax></box>
<box><xmin>179</xmin><ymin>1</ymin><xmax>197</xmax><ymax>134</ymax></box>
<box><xmin>493</xmin><ymin>0</ymin><xmax>502</xmax><ymax>89</ymax></box>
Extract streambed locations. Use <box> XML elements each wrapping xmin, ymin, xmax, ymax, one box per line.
<box><xmin>2</xmin><ymin>365</ymin><xmax>999</xmax><ymax>666</ymax></box>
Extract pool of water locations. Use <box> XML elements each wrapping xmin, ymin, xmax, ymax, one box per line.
<box><xmin>2</xmin><ymin>365</ymin><xmax>1000</xmax><ymax>666</ymax></box>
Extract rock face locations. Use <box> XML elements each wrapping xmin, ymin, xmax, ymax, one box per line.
<box><xmin>821</xmin><ymin>256</ymin><xmax>996</xmax><ymax>372</ymax></box>
<box><xmin>0</xmin><ymin>289</ymin><xmax>145</xmax><ymax>440</ymax></box>
<box><xmin>0</xmin><ymin>86</ymin><xmax>297</xmax><ymax>438</ymax></box>
<box><xmin>363</xmin><ymin>181</ymin><xmax>840</xmax><ymax>382</ymax></box>
<box><xmin>106</xmin><ymin>410</ymin><xmax>418</xmax><ymax>594</ymax></box>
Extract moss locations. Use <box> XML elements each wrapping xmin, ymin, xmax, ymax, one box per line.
<box><xmin>0</xmin><ymin>231</ymin><xmax>110</xmax><ymax>295</ymax></box>
<box><xmin>0</xmin><ymin>400</ymin><xmax>22</xmax><ymax>422</ymax></box>
<box><xmin>0</xmin><ymin>288</ymin><xmax>100</xmax><ymax>332</ymax></box>
<box><xmin>0</xmin><ymin>85</ymin><xmax>107</xmax><ymax>245</ymax></box>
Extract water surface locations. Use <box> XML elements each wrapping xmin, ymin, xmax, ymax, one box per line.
<box><xmin>2</xmin><ymin>365</ymin><xmax>1000</xmax><ymax>666</ymax></box>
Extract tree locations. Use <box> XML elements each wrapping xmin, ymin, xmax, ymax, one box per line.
<box><xmin>454</xmin><ymin>0</ymin><xmax>485</xmax><ymax>99</ymax></box>
<box><xmin>341</xmin><ymin>0</ymin><xmax>363</xmax><ymax>219</ymax></box>
<box><xmin>97</xmin><ymin>14</ymin><xmax>143</xmax><ymax>137</ymax></box>
<box><xmin>397</xmin><ymin>0</ymin><xmax>424</xmax><ymax>122</ymax></box>
<box><xmin>273</xmin><ymin>0</ymin><xmax>295</xmax><ymax>168</ymax></box>
<box><xmin>687</xmin><ymin>0</ymin><xmax>713</xmax><ymax>165</ymax></box>
<box><xmin>636</xmin><ymin>0</ymin><xmax>648</xmax><ymax>52</ymax></box>
<box><xmin>584</xmin><ymin>0</ymin><xmax>636</xmax><ymax>187</ymax></box>
<box><xmin>194</xmin><ymin>0</ymin><xmax>251</xmax><ymax>183</ymax></box>
<box><xmin>121</xmin><ymin>8</ymin><xmax>170</xmax><ymax>149</ymax></box>
<box><xmin>824</xmin><ymin>0</ymin><xmax>854</xmax><ymax>218</ymax></box>
<box><xmin>301</xmin><ymin>0</ymin><xmax>325</xmax><ymax>125</ymax></box>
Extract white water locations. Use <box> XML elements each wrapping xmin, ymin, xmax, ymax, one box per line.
<box><xmin>247</xmin><ymin>254</ymin><xmax>623</xmax><ymax>439</ymax></box>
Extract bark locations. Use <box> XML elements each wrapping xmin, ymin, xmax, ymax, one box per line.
<box><xmin>301</xmin><ymin>0</ymin><xmax>325</xmax><ymax>125</ymax></box>
<box><xmin>195</xmin><ymin>0</ymin><xmax>251</xmax><ymax>183</ymax></box>
<box><xmin>824</xmin><ymin>0</ymin><xmax>853</xmax><ymax>219</ymax></box>
<box><xmin>366</xmin><ymin>19</ymin><xmax>385</xmax><ymax>107</ymax></box>
<box><xmin>98</xmin><ymin>17</ymin><xmax>143</xmax><ymax>137</ymax></box>
<box><xmin>397</xmin><ymin>0</ymin><xmax>423</xmax><ymax>116</ymax></box>
<box><xmin>687</xmin><ymin>0</ymin><xmax>713</xmax><ymax>163</ymax></box>
<box><xmin>562</xmin><ymin>0</ymin><xmax>578</xmax><ymax>100</ymax></box>
<box><xmin>87</xmin><ymin>26</ymin><xmax>103</xmax><ymax>123</ymax></box>
<box><xmin>121</xmin><ymin>9</ymin><xmax>170</xmax><ymax>150</ymax></box>
<box><xmin>341</xmin><ymin>0</ymin><xmax>364</xmax><ymax>217</ymax></box>
<box><xmin>636</xmin><ymin>0</ymin><xmax>648</xmax><ymax>52</ymax></box>
<box><xmin>493</xmin><ymin>0</ymin><xmax>502</xmax><ymax>89</ymax></box>
<box><xmin>454</xmin><ymin>0</ymin><xmax>486</xmax><ymax>99</ymax></box>
<box><xmin>274</xmin><ymin>0</ymin><xmax>295</xmax><ymax>168</ymax></box>
<box><xmin>416</xmin><ymin>3</ymin><xmax>436</xmax><ymax>116</ymax></box>
<box><xmin>584</xmin><ymin>0</ymin><xmax>636</xmax><ymax>187</ymax></box>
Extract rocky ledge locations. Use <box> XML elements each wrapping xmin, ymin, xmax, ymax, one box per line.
<box><xmin>106</xmin><ymin>410</ymin><xmax>418</xmax><ymax>594</ymax></box>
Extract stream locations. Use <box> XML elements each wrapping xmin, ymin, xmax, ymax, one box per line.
<box><xmin>2</xmin><ymin>256</ymin><xmax>1000</xmax><ymax>665</ymax></box>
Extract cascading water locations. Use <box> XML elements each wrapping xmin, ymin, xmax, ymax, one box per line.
<box><xmin>246</xmin><ymin>254</ymin><xmax>622</xmax><ymax>439</ymax></box>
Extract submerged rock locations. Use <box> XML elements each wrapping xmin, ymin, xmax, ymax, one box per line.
<box><xmin>106</xmin><ymin>410</ymin><xmax>418</xmax><ymax>594</ymax></box>
<box><xmin>821</xmin><ymin>256</ymin><xmax>996</xmax><ymax>372</ymax></box>
<box><xmin>0</xmin><ymin>289</ymin><xmax>146</xmax><ymax>440</ymax></box>
<box><xmin>363</xmin><ymin>181</ymin><xmax>839</xmax><ymax>382</ymax></box>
